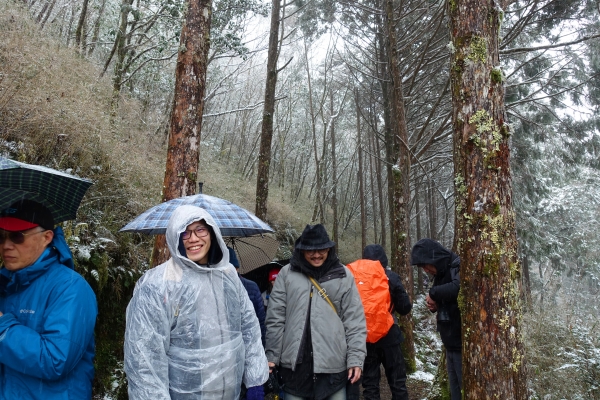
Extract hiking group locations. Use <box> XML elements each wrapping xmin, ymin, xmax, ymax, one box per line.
<box><xmin>0</xmin><ymin>199</ymin><xmax>461</xmax><ymax>400</ymax></box>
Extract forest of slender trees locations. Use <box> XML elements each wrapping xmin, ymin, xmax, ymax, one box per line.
<box><xmin>3</xmin><ymin>0</ymin><xmax>600</xmax><ymax>397</ymax></box>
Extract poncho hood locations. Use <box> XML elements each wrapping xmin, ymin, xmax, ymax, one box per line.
<box><xmin>166</xmin><ymin>205</ymin><xmax>230</xmax><ymax>272</ymax></box>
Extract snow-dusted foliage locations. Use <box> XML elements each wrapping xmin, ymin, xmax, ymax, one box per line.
<box><xmin>524</xmin><ymin>307</ymin><xmax>600</xmax><ymax>399</ymax></box>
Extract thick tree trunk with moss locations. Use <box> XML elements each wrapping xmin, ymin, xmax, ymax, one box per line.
<box><xmin>448</xmin><ymin>0</ymin><xmax>527</xmax><ymax>396</ymax></box>
<box><xmin>383</xmin><ymin>0</ymin><xmax>415</xmax><ymax>372</ymax></box>
<box><xmin>255</xmin><ymin>0</ymin><xmax>281</xmax><ymax>221</ymax></box>
<box><xmin>151</xmin><ymin>0</ymin><xmax>212</xmax><ymax>267</ymax></box>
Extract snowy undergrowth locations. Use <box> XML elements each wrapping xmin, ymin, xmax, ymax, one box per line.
<box><xmin>524</xmin><ymin>306</ymin><xmax>600</xmax><ymax>399</ymax></box>
<box><xmin>410</xmin><ymin>293</ymin><xmax>441</xmax><ymax>387</ymax></box>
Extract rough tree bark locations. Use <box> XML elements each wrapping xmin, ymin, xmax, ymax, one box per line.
<box><xmin>151</xmin><ymin>0</ymin><xmax>213</xmax><ymax>267</ymax></box>
<box><xmin>255</xmin><ymin>0</ymin><xmax>281</xmax><ymax>220</ymax></box>
<box><xmin>383</xmin><ymin>0</ymin><xmax>415</xmax><ymax>372</ymax></box>
<box><xmin>449</xmin><ymin>0</ymin><xmax>527</xmax><ymax>396</ymax></box>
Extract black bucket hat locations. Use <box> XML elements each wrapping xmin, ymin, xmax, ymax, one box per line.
<box><xmin>295</xmin><ymin>224</ymin><xmax>336</xmax><ymax>251</ymax></box>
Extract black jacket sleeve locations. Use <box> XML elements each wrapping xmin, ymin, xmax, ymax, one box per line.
<box><xmin>385</xmin><ymin>270</ymin><xmax>412</xmax><ymax>315</ymax></box>
<box><xmin>429</xmin><ymin>264</ymin><xmax>460</xmax><ymax>303</ymax></box>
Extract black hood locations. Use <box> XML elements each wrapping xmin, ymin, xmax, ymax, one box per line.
<box><xmin>410</xmin><ymin>238</ymin><xmax>459</xmax><ymax>275</ymax></box>
<box><xmin>362</xmin><ymin>244</ymin><xmax>388</xmax><ymax>268</ymax></box>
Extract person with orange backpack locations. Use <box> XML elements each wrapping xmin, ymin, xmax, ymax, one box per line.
<box><xmin>346</xmin><ymin>244</ymin><xmax>413</xmax><ymax>400</ymax></box>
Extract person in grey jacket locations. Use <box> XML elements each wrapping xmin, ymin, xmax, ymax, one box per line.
<box><xmin>265</xmin><ymin>224</ymin><xmax>367</xmax><ymax>400</ymax></box>
<box><xmin>124</xmin><ymin>205</ymin><xmax>268</xmax><ymax>400</ymax></box>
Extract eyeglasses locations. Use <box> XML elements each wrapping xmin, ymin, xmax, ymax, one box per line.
<box><xmin>303</xmin><ymin>248</ymin><xmax>329</xmax><ymax>255</ymax></box>
<box><xmin>181</xmin><ymin>226</ymin><xmax>209</xmax><ymax>240</ymax></box>
<box><xmin>0</xmin><ymin>228</ymin><xmax>46</xmax><ymax>245</ymax></box>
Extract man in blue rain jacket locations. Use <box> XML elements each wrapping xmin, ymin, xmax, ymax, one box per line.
<box><xmin>0</xmin><ymin>200</ymin><xmax>97</xmax><ymax>399</ymax></box>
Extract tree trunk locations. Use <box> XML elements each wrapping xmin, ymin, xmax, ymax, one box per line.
<box><xmin>428</xmin><ymin>177</ymin><xmax>438</xmax><ymax>240</ymax></box>
<box><xmin>522</xmin><ymin>252</ymin><xmax>532</xmax><ymax>307</ymax></box>
<box><xmin>64</xmin><ymin>6</ymin><xmax>77</xmax><ymax>47</ymax></box>
<box><xmin>255</xmin><ymin>0</ymin><xmax>282</xmax><ymax>220</ymax></box>
<box><xmin>376</xmin><ymin>10</ymin><xmax>395</xmax><ymax>259</ymax></box>
<box><xmin>356</xmin><ymin>89</ymin><xmax>367</xmax><ymax>250</ymax></box>
<box><xmin>383</xmin><ymin>0</ymin><xmax>415</xmax><ymax>372</ymax></box>
<box><xmin>88</xmin><ymin>0</ymin><xmax>107</xmax><ymax>56</ymax></box>
<box><xmin>304</xmin><ymin>41</ymin><xmax>324</xmax><ymax>224</ymax></box>
<box><xmin>107</xmin><ymin>0</ymin><xmax>134</xmax><ymax>113</ymax></box>
<box><xmin>330</xmin><ymin>92</ymin><xmax>339</xmax><ymax>246</ymax></box>
<box><xmin>36</xmin><ymin>0</ymin><xmax>50</xmax><ymax>23</ymax></box>
<box><xmin>151</xmin><ymin>0</ymin><xmax>213</xmax><ymax>267</ymax></box>
<box><xmin>449</xmin><ymin>0</ymin><xmax>527</xmax><ymax>396</ymax></box>
<box><xmin>38</xmin><ymin>0</ymin><xmax>56</xmax><ymax>29</ymax></box>
<box><xmin>368</xmin><ymin>115</ymin><xmax>378</xmax><ymax>244</ymax></box>
<box><xmin>74</xmin><ymin>0</ymin><xmax>90</xmax><ymax>51</ymax></box>
<box><xmin>373</xmin><ymin>116</ymin><xmax>386</xmax><ymax>248</ymax></box>
<box><xmin>415</xmin><ymin>180</ymin><xmax>424</xmax><ymax>295</ymax></box>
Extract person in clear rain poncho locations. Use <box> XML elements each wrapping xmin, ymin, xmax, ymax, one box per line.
<box><xmin>124</xmin><ymin>205</ymin><xmax>269</xmax><ymax>400</ymax></box>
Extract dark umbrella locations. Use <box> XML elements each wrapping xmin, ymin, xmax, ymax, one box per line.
<box><xmin>119</xmin><ymin>193</ymin><xmax>274</xmax><ymax>237</ymax></box>
<box><xmin>242</xmin><ymin>259</ymin><xmax>289</xmax><ymax>293</ymax></box>
<box><xmin>0</xmin><ymin>156</ymin><xmax>93</xmax><ymax>223</ymax></box>
<box><xmin>225</xmin><ymin>235</ymin><xmax>280</xmax><ymax>274</ymax></box>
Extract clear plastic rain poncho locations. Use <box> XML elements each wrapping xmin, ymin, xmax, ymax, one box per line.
<box><xmin>124</xmin><ymin>205</ymin><xmax>268</xmax><ymax>399</ymax></box>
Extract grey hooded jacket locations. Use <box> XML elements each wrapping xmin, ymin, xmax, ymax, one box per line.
<box><xmin>265</xmin><ymin>263</ymin><xmax>367</xmax><ymax>373</ymax></box>
<box><xmin>124</xmin><ymin>206</ymin><xmax>268</xmax><ymax>399</ymax></box>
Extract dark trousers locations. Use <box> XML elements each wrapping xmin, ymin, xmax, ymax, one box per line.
<box><xmin>446</xmin><ymin>350</ymin><xmax>462</xmax><ymax>400</ymax></box>
<box><xmin>347</xmin><ymin>344</ymin><xmax>409</xmax><ymax>400</ymax></box>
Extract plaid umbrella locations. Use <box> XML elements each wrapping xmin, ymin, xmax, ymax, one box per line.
<box><xmin>225</xmin><ymin>235</ymin><xmax>280</xmax><ymax>274</ymax></box>
<box><xmin>119</xmin><ymin>193</ymin><xmax>274</xmax><ymax>237</ymax></box>
<box><xmin>0</xmin><ymin>156</ymin><xmax>93</xmax><ymax>223</ymax></box>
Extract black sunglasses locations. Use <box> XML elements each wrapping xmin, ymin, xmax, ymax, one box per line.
<box><xmin>0</xmin><ymin>228</ymin><xmax>46</xmax><ymax>245</ymax></box>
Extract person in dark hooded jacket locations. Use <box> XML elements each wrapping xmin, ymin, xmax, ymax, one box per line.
<box><xmin>411</xmin><ymin>238</ymin><xmax>461</xmax><ymax>400</ymax></box>
<box><xmin>347</xmin><ymin>244</ymin><xmax>413</xmax><ymax>400</ymax></box>
<box><xmin>228</xmin><ymin>247</ymin><xmax>266</xmax><ymax>346</ymax></box>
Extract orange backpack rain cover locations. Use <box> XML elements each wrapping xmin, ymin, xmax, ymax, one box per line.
<box><xmin>346</xmin><ymin>259</ymin><xmax>394</xmax><ymax>343</ymax></box>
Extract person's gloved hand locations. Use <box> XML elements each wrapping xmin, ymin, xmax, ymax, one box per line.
<box><xmin>246</xmin><ymin>385</ymin><xmax>264</xmax><ymax>400</ymax></box>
